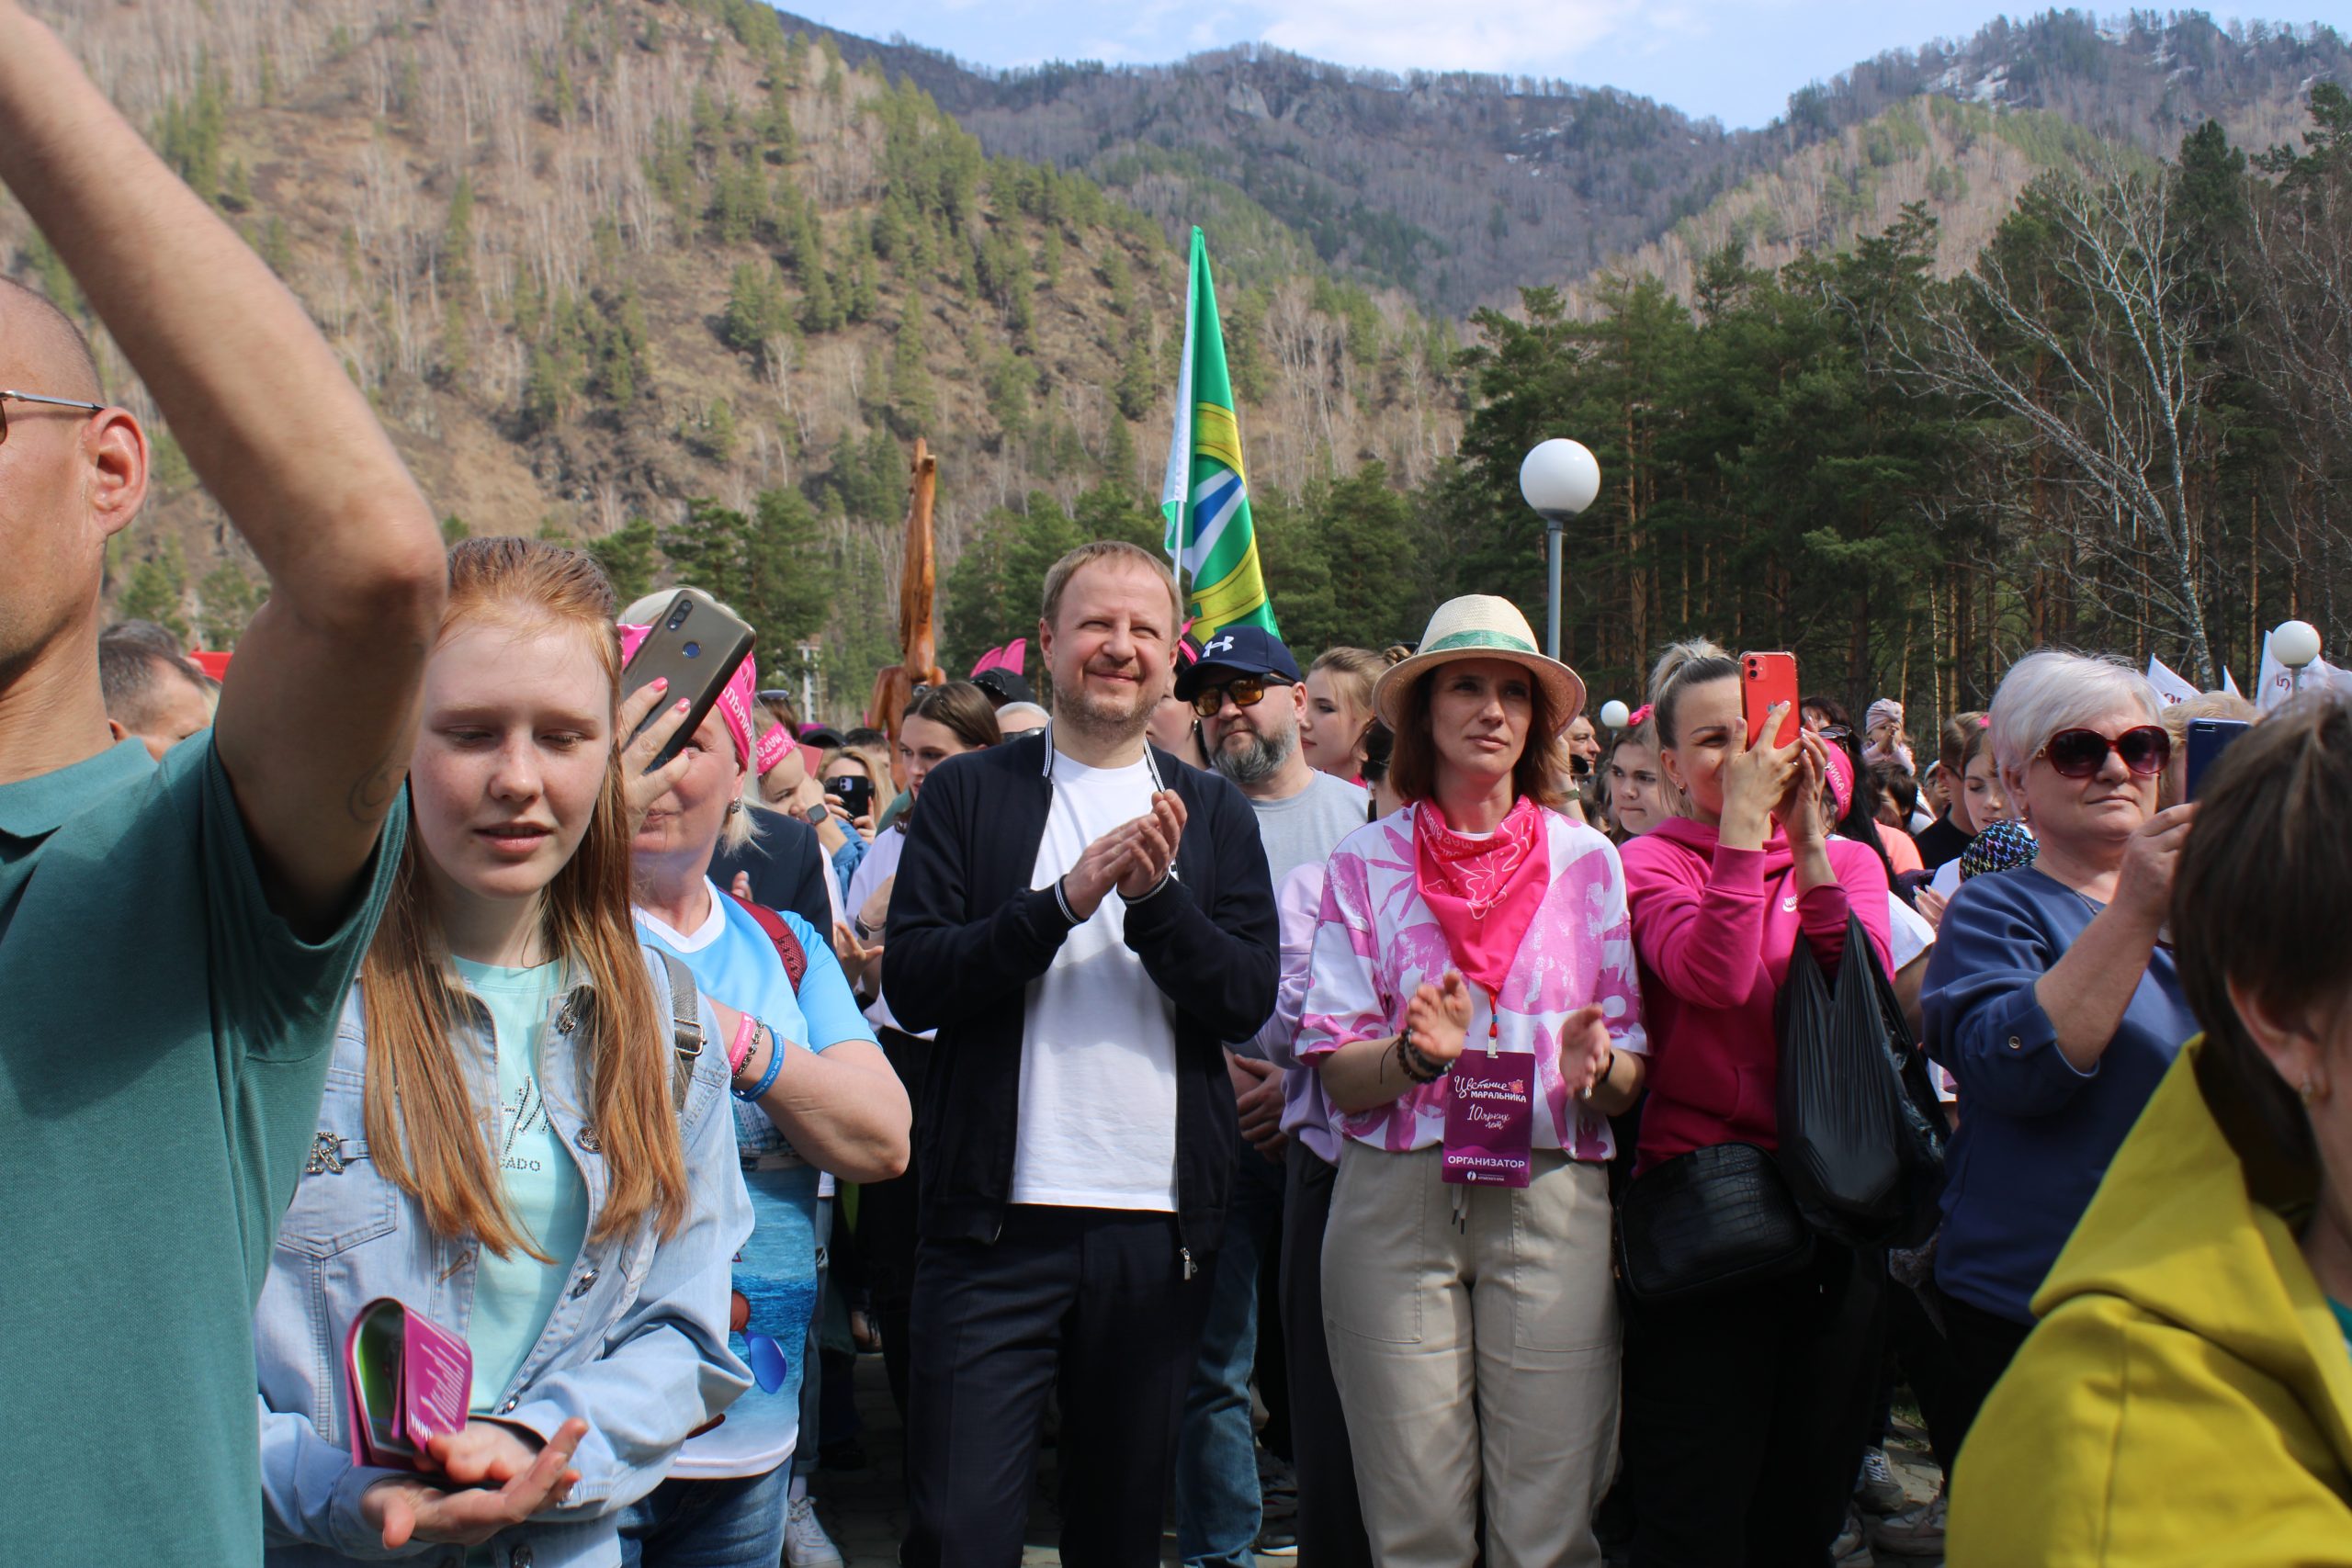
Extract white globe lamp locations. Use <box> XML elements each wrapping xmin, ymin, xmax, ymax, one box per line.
<box><xmin>1519</xmin><ymin>439</ymin><xmax>1602</xmax><ymax>660</ymax></box>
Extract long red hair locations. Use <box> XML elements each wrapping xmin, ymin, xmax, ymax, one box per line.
<box><xmin>360</xmin><ymin>536</ymin><xmax>687</xmax><ymax>1258</ymax></box>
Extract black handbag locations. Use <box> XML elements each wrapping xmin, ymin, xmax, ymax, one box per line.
<box><xmin>1775</xmin><ymin>912</ymin><xmax>1947</xmax><ymax>1248</ymax></box>
<box><xmin>1613</xmin><ymin>1141</ymin><xmax>1814</xmax><ymax>1305</ymax></box>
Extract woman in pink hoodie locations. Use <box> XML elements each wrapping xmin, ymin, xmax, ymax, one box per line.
<box><xmin>1614</xmin><ymin>652</ymin><xmax>1893</xmax><ymax>1568</ymax></box>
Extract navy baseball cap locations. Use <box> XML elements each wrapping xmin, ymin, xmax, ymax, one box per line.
<box><xmin>971</xmin><ymin>667</ymin><xmax>1035</xmax><ymax>705</ymax></box>
<box><xmin>1173</xmin><ymin>625</ymin><xmax>1303</xmax><ymax>701</ymax></box>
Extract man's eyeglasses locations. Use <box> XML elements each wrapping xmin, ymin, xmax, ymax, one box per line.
<box><xmin>2040</xmin><ymin>725</ymin><xmax>2171</xmax><ymax>780</ymax></box>
<box><xmin>1190</xmin><ymin>674</ymin><xmax>1291</xmax><ymax>718</ymax></box>
<box><xmin>0</xmin><ymin>389</ymin><xmax>107</xmax><ymax>446</ymax></box>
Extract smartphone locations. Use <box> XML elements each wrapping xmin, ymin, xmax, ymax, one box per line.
<box><xmin>620</xmin><ymin>590</ymin><xmax>757</xmax><ymax>771</ymax></box>
<box><xmin>2185</xmin><ymin>717</ymin><xmax>2251</xmax><ymax>800</ymax></box>
<box><xmin>1740</xmin><ymin>651</ymin><xmax>1801</xmax><ymax>749</ymax></box>
<box><xmin>827</xmin><ymin>774</ymin><xmax>876</xmax><ymax>820</ymax></box>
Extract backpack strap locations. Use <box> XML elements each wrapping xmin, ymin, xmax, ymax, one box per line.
<box><xmin>653</xmin><ymin>951</ymin><xmax>705</xmax><ymax>1117</ymax></box>
<box><xmin>728</xmin><ymin>893</ymin><xmax>808</xmax><ymax>995</ymax></box>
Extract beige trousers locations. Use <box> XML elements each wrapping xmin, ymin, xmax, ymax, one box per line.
<box><xmin>1320</xmin><ymin>1144</ymin><xmax>1621</xmax><ymax>1568</ymax></box>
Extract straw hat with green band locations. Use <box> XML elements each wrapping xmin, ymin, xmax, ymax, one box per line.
<box><xmin>1373</xmin><ymin>595</ymin><xmax>1587</xmax><ymax>734</ymax></box>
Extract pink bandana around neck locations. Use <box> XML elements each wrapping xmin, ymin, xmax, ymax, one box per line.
<box><xmin>1411</xmin><ymin>795</ymin><xmax>1551</xmax><ymax>997</ymax></box>
<box><xmin>616</xmin><ymin>622</ymin><xmax>758</xmax><ymax>771</ymax></box>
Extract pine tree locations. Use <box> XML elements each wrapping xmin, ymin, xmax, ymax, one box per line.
<box><xmin>119</xmin><ymin>544</ymin><xmax>191</xmax><ymax>642</ymax></box>
<box><xmin>442</xmin><ymin>174</ymin><xmax>475</xmax><ymax>286</ymax></box>
<box><xmin>197</xmin><ymin>558</ymin><xmax>264</xmax><ymax>649</ymax></box>
<box><xmin>888</xmin><ymin>296</ymin><xmax>934</xmax><ymax>435</ymax></box>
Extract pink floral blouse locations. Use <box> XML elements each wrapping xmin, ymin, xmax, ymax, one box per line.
<box><xmin>1297</xmin><ymin>806</ymin><xmax>1647</xmax><ymax>1156</ymax></box>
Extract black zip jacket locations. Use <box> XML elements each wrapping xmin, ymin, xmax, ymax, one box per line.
<box><xmin>882</xmin><ymin>732</ymin><xmax>1279</xmax><ymax>1257</ymax></box>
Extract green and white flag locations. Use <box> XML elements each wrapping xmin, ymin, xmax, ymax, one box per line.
<box><xmin>1160</xmin><ymin>227</ymin><xmax>1277</xmax><ymax>642</ymax></box>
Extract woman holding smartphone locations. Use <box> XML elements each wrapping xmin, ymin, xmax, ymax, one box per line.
<box><xmin>628</xmin><ymin>606</ymin><xmax>911</xmax><ymax>1568</ymax></box>
<box><xmin>254</xmin><ymin>537</ymin><xmax>755</xmax><ymax>1566</ymax></box>
<box><xmin>1615</xmin><ymin>650</ymin><xmax>1893</xmax><ymax>1568</ymax></box>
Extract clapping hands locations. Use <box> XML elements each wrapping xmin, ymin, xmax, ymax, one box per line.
<box><xmin>1062</xmin><ymin>791</ymin><xmax>1188</xmax><ymax>919</ymax></box>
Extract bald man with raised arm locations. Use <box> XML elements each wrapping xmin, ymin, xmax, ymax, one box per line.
<box><xmin>0</xmin><ymin>6</ymin><xmax>445</xmax><ymax>1562</ymax></box>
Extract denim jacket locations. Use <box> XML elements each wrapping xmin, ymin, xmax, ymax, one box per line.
<box><xmin>254</xmin><ymin>949</ymin><xmax>754</xmax><ymax>1568</ymax></box>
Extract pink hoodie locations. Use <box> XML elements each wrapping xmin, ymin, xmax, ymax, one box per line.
<box><xmin>1618</xmin><ymin>818</ymin><xmax>1892</xmax><ymax>1172</ymax></box>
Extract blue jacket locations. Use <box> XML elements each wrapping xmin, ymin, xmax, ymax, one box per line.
<box><xmin>1920</xmin><ymin>866</ymin><xmax>2198</xmax><ymax>1325</ymax></box>
<box><xmin>254</xmin><ymin>950</ymin><xmax>754</xmax><ymax>1568</ymax></box>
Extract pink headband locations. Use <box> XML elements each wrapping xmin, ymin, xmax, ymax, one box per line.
<box><xmin>1821</xmin><ymin>740</ymin><xmax>1855</xmax><ymax>818</ymax></box>
<box><xmin>616</xmin><ymin>623</ymin><xmax>758</xmax><ymax>772</ymax></box>
<box><xmin>754</xmin><ymin>724</ymin><xmax>793</xmax><ymax>776</ymax></box>
<box><xmin>1626</xmin><ymin>703</ymin><xmax>1655</xmax><ymax>729</ymax></box>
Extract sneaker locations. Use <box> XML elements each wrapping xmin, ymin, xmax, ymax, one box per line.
<box><xmin>1832</xmin><ymin>1508</ymin><xmax>1876</xmax><ymax>1567</ymax></box>
<box><xmin>784</xmin><ymin>1495</ymin><xmax>845</xmax><ymax>1568</ymax></box>
<box><xmin>1254</xmin><ymin>1521</ymin><xmax>1300</xmax><ymax>1557</ymax></box>
<box><xmin>1871</xmin><ymin>1489</ymin><xmax>1947</xmax><ymax>1558</ymax></box>
<box><xmin>1854</xmin><ymin>1446</ymin><xmax>1907</xmax><ymax>1516</ymax></box>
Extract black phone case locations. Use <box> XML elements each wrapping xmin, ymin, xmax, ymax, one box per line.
<box><xmin>621</xmin><ymin>591</ymin><xmax>757</xmax><ymax>771</ymax></box>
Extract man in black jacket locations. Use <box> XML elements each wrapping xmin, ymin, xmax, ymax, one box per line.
<box><xmin>886</xmin><ymin>541</ymin><xmax>1279</xmax><ymax>1568</ymax></box>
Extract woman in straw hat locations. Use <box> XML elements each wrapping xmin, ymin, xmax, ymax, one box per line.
<box><xmin>1296</xmin><ymin>594</ymin><xmax>1648</xmax><ymax>1568</ymax></box>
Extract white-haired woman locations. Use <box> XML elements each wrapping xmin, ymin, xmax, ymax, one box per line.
<box><xmin>1919</xmin><ymin>650</ymin><xmax>2198</xmax><ymax>1462</ymax></box>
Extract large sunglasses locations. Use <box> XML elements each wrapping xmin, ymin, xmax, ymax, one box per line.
<box><xmin>1189</xmin><ymin>674</ymin><xmax>1292</xmax><ymax>718</ymax></box>
<box><xmin>0</xmin><ymin>389</ymin><xmax>107</xmax><ymax>446</ymax></box>
<box><xmin>2040</xmin><ymin>725</ymin><xmax>2171</xmax><ymax>780</ymax></box>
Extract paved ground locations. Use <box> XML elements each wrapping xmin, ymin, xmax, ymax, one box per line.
<box><xmin>805</xmin><ymin>1350</ymin><xmax>1944</xmax><ymax>1566</ymax></box>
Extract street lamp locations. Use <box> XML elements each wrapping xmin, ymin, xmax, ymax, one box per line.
<box><xmin>1519</xmin><ymin>438</ymin><xmax>1601</xmax><ymax>660</ymax></box>
<box><xmin>2274</xmin><ymin>618</ymin><xmax>2323</xmax><ymax>694</ymax></box>
<box><xmin>1599</xmin><ymin>699</ymin><xmax>1631</xmax><ymax>729</ymax></box>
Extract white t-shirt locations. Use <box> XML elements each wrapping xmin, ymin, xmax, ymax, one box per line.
<box><xmin>1888</xmin><ymin>890</ymin><xmax>1936</xmax><ymax>973</ymax></box>
<box><xmin>1012</xmin><ymin>752</ymin><xmax>1180</xmax><ymax>1212</ymax></box>
<box><xmin>845</xmin><ymin>826</ymin><xmax>919</xmax><ymax>1038</ymax></box>
<box><xmin>1885</xmin><ymin>889</ymin><xmax>1958</xmax><ymax>1105</ymax></box>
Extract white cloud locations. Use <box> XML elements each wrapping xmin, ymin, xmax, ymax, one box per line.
<box><xmin>1251</xmin><ymin>0</ymin><xmax>1672</xmax><ymax>74</ymax></box>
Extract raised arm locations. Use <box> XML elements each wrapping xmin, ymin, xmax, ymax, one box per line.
<box><xmin>0</xmin><ymin>5</ymin><xmax>444</xmax><ymax>931</ymax></box>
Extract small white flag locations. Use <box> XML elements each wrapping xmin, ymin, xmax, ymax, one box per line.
<box><xmin>2144</xmin><ymin>657</ymin><xmax>2199</xmax><ymax>706</ymax></box>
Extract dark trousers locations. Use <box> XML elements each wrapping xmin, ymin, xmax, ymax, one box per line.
<box><xmin>902</xmin><ymin>1204</ymin><xmax>1215</xmax><ymax>1568</ymax></box>
<box><xmin>1881</xmin><ymin>1277</ymin><xmax>1965</xmax><ymax>1478</ymax></box>
<box><xmin>1940</xmin><ymin>1292</ymin><xmax>2034</xmax><ymax>1470</ymax></box>
<box><xmin>865</xmin><ymin>1028</ymin><xmax>932</xmax><ymax>1426</ymax></box>
<box><xmin>1279</xmin><ymin>1144</ymin><xmax>1374</xmax><ymax>1568</ymax></box>
<box><xmin>1623</xmin><ymin>1243</ymin><xmax>1885</xmax><ymax>1568</ymax></box>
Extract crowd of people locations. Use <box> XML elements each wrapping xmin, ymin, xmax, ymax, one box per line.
<box><xmin>4</xmin><ymin>7</ymin><xmax>2350</xmax><ymax>1567</ymax></box>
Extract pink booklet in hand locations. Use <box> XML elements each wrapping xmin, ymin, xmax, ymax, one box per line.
<box><xmin>342</xmin><ymin>1297</ymin><xmax>472</xmax><ymax>1471</ymax></box>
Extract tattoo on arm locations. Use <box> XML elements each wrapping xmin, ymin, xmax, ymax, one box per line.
<box><xmin>345</xmin><ymin>754</ymin><xmax>401</xmax><ymax>825</ymax></box>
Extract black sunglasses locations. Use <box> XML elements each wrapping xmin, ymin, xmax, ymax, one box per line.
<box><xmin>1190</xmin><ymin>674</ymin><xmax>1292</xmax><ymax>718</ymax></box>
<box><xmin>0</xmin><ymin>389</ymin><xmax>107</xmax><ymax>446</ymax></box>
<box><xmin>2040</xmin><ymin>725</ymin><xmax>2171</xmax><ymax>780</ymax></box>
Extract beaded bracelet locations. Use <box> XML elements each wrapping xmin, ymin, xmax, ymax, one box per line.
<box><xmin>727</xmin><ymin>1012</ymin><xmax>760</xmax><ymax>1077</ymax></box>
<box><xmin>733</xmin><ymin>1024</ymin><xmax>786</xmax><ymax>1102</ymax></box>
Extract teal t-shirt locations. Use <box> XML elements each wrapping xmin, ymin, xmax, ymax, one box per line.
<box><xmin>451</xmin><ymin>958</ymin><xmax>590</xmax><ymax>1408</ymax></box>
<box><xmin>2333</xmin><ymin>1298</ymin><xmax>2352</xmax><ymax>1360</ymax></box>
<box><xmin>0</xmin><ymin>736</ymin><xmax>403</xmax><ymax>1567</ymax></box>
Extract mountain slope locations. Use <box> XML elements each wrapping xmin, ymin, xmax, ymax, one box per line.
<box><xmin>775</xmin><ymin>7</ymin><xmax>2352</xmax><ymax>314</ymax></box>
<box><xmin>1</xmin><ymin>0</ymin><xmax>1458</xmax><ymax>702</ymax></box>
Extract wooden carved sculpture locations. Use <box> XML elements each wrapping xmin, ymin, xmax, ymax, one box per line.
<box><xmin>865</xmin><ymin>437</ymin><xmax>944</xmax><ymax>783</ymax></box>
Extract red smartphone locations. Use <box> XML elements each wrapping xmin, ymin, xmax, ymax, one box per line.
<box><xmin>1741</xmin><ymin>651</ymin><xmax>1800</xmax><ymax>749</ymax></box>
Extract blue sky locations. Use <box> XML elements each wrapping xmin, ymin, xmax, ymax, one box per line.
<box><xmin>785</xmin><ymin>1</ymin><xmax>2339</xmax><ymax>130</ymax></box>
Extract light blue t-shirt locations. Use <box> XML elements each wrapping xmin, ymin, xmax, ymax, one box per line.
<box><xmin>636</xmin><ymin>882</ymin><xmax>876</xmax><ymax>1477</ymax></box>
<box><xmin>451</xmin><ymin>958</ymin><xmax>590</xmax><ymax>1409</ymax></box>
